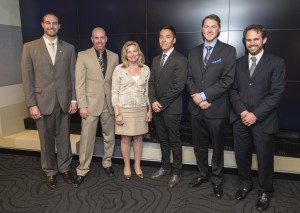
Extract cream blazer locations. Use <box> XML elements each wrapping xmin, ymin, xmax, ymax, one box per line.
<box><xmin>111</xmin><ymin>64</ymin><xmax>150</xmax><ymax>108</ymax></box>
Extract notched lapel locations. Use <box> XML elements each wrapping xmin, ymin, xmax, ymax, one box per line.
<box><xmin>105</xmin><ymin>50</ymin><xmax>113</xmax><ymax>79</ymax></box>
<box><xmin>88</xmin><ymin>48</ymin><xmax>103</xmax><ymax>78</ymax></box>
<box><xmin>203</xmin><ymin>43</ymin><xmax>220</xmax><ymax>70</ymax></box>
<box><xmin>39</xmin><ymin>38</ymin><xmax>53</xmax><ymax>65</ymax></box>
<box><xmin>54</xmin><ymin>40</ymin><xmax>63</xmax><ymax>65</ymax></box>
<box><xmin>251</xmin><ymin>56</ymin><xmax>266</xmax><ymax>80</ymax></box>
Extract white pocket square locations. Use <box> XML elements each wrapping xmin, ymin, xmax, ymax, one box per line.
<box><xmin>212</xmin><ymin>58</ymin><xmax>222</xmax><ymax>63</ymax></box>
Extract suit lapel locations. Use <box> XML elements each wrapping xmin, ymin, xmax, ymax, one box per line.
<box><xmin>157</xmin><ymin>49</ymin><xmax>176</xmax><ymax>79</ymax></box>
<box><xmin>88</xmin><ymin>47</ymin><xmax>103</xmax><ymax>79</ymax></box>
<box><xmin>251</xmin><ymin>53</ymin><xmax>267</xmax><ymax>80</ymax></box>
<box><xmin>203</xmin><ymin>41</ymin><xmax>220</xmax><ymax>72</ymax></box>
<box><xmin>106</xmin><ymin>49</ymin><xmax>113</xmax><ymax>79</ymax></box>
<box><xmin>54</xmin><ymin>39</ymin><xmax>63</xmax><ymax>65</ymax></box>
<box><xmin>156</xmin><ymin>53</ymin><xmax>163</xmax><ymax>79</ymax></box>
<box><xmin>39</xmin><ymin>38</ymin><xmax>53</xmax><ymax>65</ymax></box>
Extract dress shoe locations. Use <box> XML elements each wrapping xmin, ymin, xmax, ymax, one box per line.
<box><xmin>235</xmin><ymin>188</ymin><xmax>251</xmax><ymax>200</ymax></box>
<box><xmin>62</xmin><ymin>171</ymin><xmax>74</xmax><ymax>184</ymax></box>
<box><xmin>124</xmin><ymin>174</ymin><xmax>131</xmax><ymax>180</ymax></box>
<box><xmin>103</xmin><ymin>166</ymin><xmax>114</xmax><ymax>177</ymax></box>
<box><xmin>134</xmin><ymin>169</ymin><xmax>144</xmax><ymax>179</ymax></box>
<box><xmin>168</xmin><ymin>174</ymin><xmax>181</xmax><ymax>188</ymax></box>
<box><xmin>46</xmin><ymin>175</ymin><xmax>57</xmax><ymax>189</ymax></box>
<box><xmin>151</xmin><ymin>168</ymin><xmax>171</xmax><ymax>179</ymax></box>
<box><xmin>188</xmin><ymin>177</ymin><xmax>209</xmax><ymax>188</ymax></box>
<box><xmin>256</xmin><ymin>193</ymin><xmax>271</xmax><ymax>211</ymax></box>
<box><xmin>73</xmin><ymin>175</ymin><xmax>84</xmax><ymax>188</ymax></box>
<box><xmin>212</xmin><ymin>183</ymin><xmax>223</xmax><ymax>199</ymax></box>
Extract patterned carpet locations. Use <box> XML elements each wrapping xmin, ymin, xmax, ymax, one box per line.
<box><xmin>0</xmin><ymin>151</ymin><xmax>299</xmax><ymax>213</ymax></box>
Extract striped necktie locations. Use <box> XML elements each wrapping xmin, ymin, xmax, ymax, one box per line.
<box><xmin>204</xmin><ymin>46</ymin><xmax>212</xmax><ymax>67</ymax></box>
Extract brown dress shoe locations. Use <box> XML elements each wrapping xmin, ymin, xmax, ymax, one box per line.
<box><xmin>46</xmin><ymin>175</ymin><xmax>57</xmax><ymax>189</ymax></box>
<box><xmin>151</xmin><ymin>168</ymin><xmax>171</xmax><ymax>179</ymax></box>
<box><xmin>62</xmin><ymin>171</ymin><xmax>74</xmax><ymax>184</ymax></box>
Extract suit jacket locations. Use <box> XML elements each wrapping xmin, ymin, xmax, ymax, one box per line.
<box><xmin>21</xmin><ymin>37</ymin><xmax>76</xmax><ymax>115</ymax></box>
<box><xmin>148</xmin><ymin>49</ymin><xmax>188</xmax><ymax>114</ymax></box>
<box><xmin>75</xmin><ymin>47</ymin><xmax>119</xmax><ymax>116</ymax></box>
<box><xmin>186</xmin><ymin>40</ymin><xmax>236</xmax><ymax>118</ymax></box>
<box><xmin>229</xmin><ymin>52</ymin><xmax>286</xmax><ymax>133</ymax></box>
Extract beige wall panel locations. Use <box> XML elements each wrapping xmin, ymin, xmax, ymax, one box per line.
<box><xmin>0</xmin><ymin>102</ymin><xmax>27</xmax><ymax>137</ymax></box>
<box><xmin>0</xmin><ymin>84</ymin><xmax>25</xmax><ymax>108</ymax></box>
<box><xmin>0</xmin><ymin>0</ymin><xmax>21</xmax><ymax>26</ymax></box>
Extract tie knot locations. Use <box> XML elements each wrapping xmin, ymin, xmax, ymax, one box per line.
<box><xmin>206</xmin><ymin>46</ymin><xmax>212</xmax><ymax>51</ymax></box>
<box><xmin>162</xmin><ymin>54</ymin><xmax>167</xmax><ymax>59</ymax></box>
<box><xmin>251</xmin><ymin>57</ymin><xmax>257</xmax><ymax>63</ymax></box>
<box><xmin>49</xmin><ymin>42</ymin><xmax>54</xmax><ymax>47</ymax></box>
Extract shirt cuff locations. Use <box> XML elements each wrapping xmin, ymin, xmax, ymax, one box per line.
<box><xmin>200</xmin><ymin>92</ymin><xmax>207</xmax><ymax>101</ymax></box>
<box><xmin>71</xmin><ymin>100</ymin><xmax>77</xmax><ymax>103</ymax></box>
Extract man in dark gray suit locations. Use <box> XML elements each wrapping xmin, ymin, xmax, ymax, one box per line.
<box><xmin>186</xmin><ymin>14</ymin><xmax>236</xmax><ymax>198</ymax></box>
<box><xmin>148</xmin><ymin>25</ymin><xmax>187</xmax><ymax>189</ymax></box>
<box><xmin>21</xmin><ymin>13</ymin><xmax>77</xmax><ymax>189</ymax></box>
<box><xmin>230</xmin><ymin>24</ymin><xmax>285</xmax><ymax>211</ymax></box>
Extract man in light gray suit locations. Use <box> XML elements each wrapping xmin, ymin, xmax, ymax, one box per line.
<box><xmin>73</xmin><ymin>27</ymin><xmax>119</xmax><ymax>187</ymax></box>
<box><xmin>21</xmin><ymin>13</ymin><xmax>77</xmax><ymax>189</ymax></box>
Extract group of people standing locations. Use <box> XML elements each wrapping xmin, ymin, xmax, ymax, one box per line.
<box><xmin>21</xmin><ymin>12</ymin><xmax>285</xmax><ymax>212</ymax></box>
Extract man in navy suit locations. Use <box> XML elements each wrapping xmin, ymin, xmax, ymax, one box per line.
<box><xmin>186</xmin><ymin>14</ymin><xmax>236</xmax><ymax>198</ymax></box>
<box><xmin>230</xmin><ymin>24</ymin><xmax>285</xmax><ymax>211</ymax></box>
<box><xmin>149</xmin><ymin>25</ymin><xmax>188</xmax><ymax>189</ymax></box>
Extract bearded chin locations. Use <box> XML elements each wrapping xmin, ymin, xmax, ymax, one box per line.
<box><xmin>45</xmin><ymin>30</ymin><xmax>57</xmax><ymax>38</ymax></box>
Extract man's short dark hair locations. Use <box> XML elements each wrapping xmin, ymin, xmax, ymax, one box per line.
<box><xmin>42</xmin><ymin>13</ymin><xmax>59</xmax><ymax>23</ymax></box>
<box><xmin>202</xmin><ymin>14</ymin><xmax>221</xmax><ymax>28</ymax></box>
<box><xmin>160</xmin><ymin>25</ymin><xmax>176</xmax><ymax>37</ymax></box>
<box><xmin>243</xmin><ymin>24</ymin><xmax>267</xmax><ymax>39</ymax></box>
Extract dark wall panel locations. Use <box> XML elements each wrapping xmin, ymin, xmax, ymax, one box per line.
<box><xmin>19</xmin><ymin>0</ymin><xmax>300</xmax><ymax>130</ymax></box>
<box><xmin>147</xmin><ymin>0</ymin><xmax>229</xmax><ymax>33</ymax></box>
<box><xmin>19</xmin><ymin>0</ymin><xmax>78</xmax><ymax>37</ymax></box>
<box><xmin>230</xmin><ymin>0</ymin><xmax>300</xmax><ymax>30</ymax></box>
<box><xmin>77</xmin><ymin>0</ymin><xmax>146</xmax><ymax>36</ymax></box>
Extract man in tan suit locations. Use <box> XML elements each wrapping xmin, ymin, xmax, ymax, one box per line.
<box><xmin>21</xmin><ymin>13</ymin><xmax>77</xmax><ymax>189</ymax></box>
<box><xmin>74</xmin><ymin>27</ymin><xmax>119</xmax><ymax>187</ymax></box>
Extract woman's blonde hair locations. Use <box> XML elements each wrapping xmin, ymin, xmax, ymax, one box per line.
<box><xmin>121</xmin><ymin>41</ymin><xmax>145</xmax><ymax>68</ymax></box>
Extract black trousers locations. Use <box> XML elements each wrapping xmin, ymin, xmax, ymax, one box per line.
<box><xmin>153</xmin><ymin>112</ymin><xmax>182</xmax><ymax>175</ymax></box>
<box><xmin>233</xmin><ymin>119</ymin><xmax>275</xmax><ymax>193</ymax></box>
<box><xmin>190</xmin><ymin>114</ymin><xmax>226</xmax><ymax>184</ymax></box>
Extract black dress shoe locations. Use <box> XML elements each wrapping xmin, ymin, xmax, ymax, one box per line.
<box><xmin>151</xmin><ymin>168</ymin><xmax>171</xmax><ymax>179</ymax></box>
<box><xmin>103</xmin><ymin>167</ymin><xmax>114</xmax><ymax>177</ymax></box>
<box><xmin>46</xmin><ymin>175</ymin><xmax>57</xmax><ymax>189</ymax></box>
<box><xmin>73</xmin><ymin>175</ymin><xmax>84</xmax><ymax>188</ymax></box>
<box><xmin>235</xmin><ymin>188</ymin><xmax>251</xmax><ymax>200</ymax></box>
<box><xmin>256</xmin><ymin>193</ymin><xmax>271</xmax><ymax>211</ymax></box>
<box><xmin>168</xmin><ymin>174</ymin><xmax>181</xmax><ymax>188</ymax></box>
<box><xmin>212</xmin><ymin>183</ymin><xmax>223</xmax><ymax>199</ymax></box>
<box><xmin>188</xmin><ymin>177</ymin><xmax>209</xmax><ymax>188</ymax></box>
<box><xmin>62</xmin><ymin>171</ymin><xmax>74</xmax><ymax>184</ymax></box>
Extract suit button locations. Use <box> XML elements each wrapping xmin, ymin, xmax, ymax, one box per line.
<box><xmin>249</xmin><ymin>83</ymin><xmax>252</xmax><ymax>86</ymax></box>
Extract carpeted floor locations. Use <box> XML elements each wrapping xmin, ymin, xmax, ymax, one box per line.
<box><xmin>0</xmin><ymin>151</ymin><xmax>299</xmax><ymax>213</ymax></box>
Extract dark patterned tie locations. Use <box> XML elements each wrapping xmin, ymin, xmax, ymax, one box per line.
<box><xmin>249</xmin><ymin>57</ymin><xmax>257</xmax><ymax>77</ymax></box>
<box><xmin>99</xmin><ymin>51</ymin><xmax>105</xmax><ymax>76</ymax></box>
<box><xmin>203</xmin><ymin>46</ymin><xmax>212</xmax><ymax>67</ymax></box>
<box><xmin>160</xmin><ymin>54</ymin><xmax>167</xmax><ymax>68</ymax></box>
